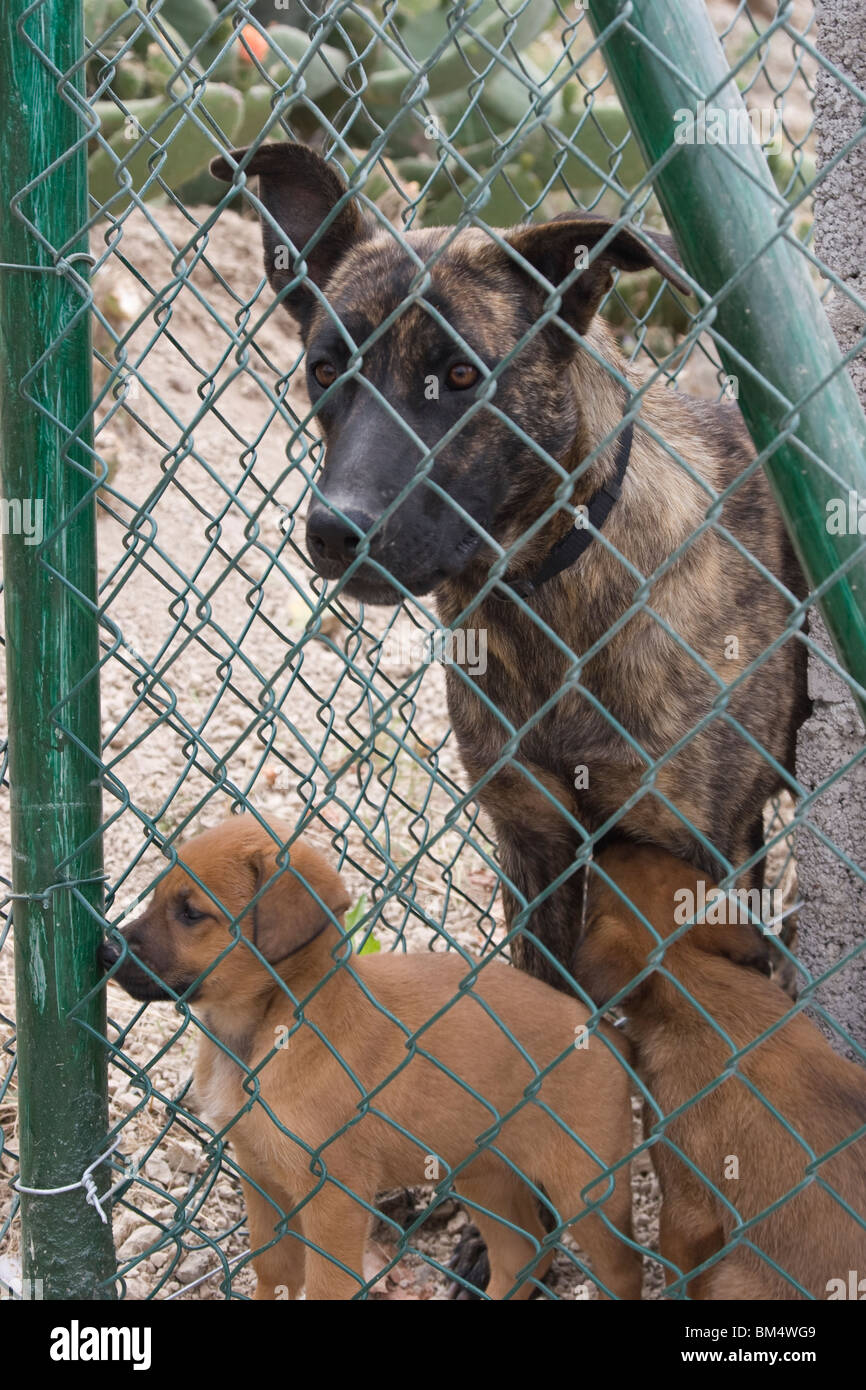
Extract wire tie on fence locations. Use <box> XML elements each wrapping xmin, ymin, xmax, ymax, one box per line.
<box><xmin>56</xmin><ymin>252</ymin><xmax>97</xmax><ymax>272</ymax></box>
<box><xmin>13</xmin><ymin>1138</ymin><xmax>121</xmax><ymax>1224</ymax></box>
<box><xmin>0</xmin><ymin>262</ymin><xmax>58</xmax><ymax>273</ymax></box>
<box><xmin>4</xmin><ymin>872</ymin><xmax>109</xmax><ymax>907</ymax></box>
<box><xmin>0</xmin><ymin>253</ymin><xmax>96</xmax><ymax>275</ymax></box>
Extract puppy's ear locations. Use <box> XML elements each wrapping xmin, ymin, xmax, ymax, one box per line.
<box><xmin>505</xmin><ymin>217</ymin><xmax>691</xmax><ymax>336</ymax></box>
<box><xmin>247</xmin><ymin>839</ymin><xmax>351</xmax><ymax>964</ymax></box>
<box><xmin>210</xmin><ymin>142</ymin><xmax>369</xmax><ymax>334</ymax></box>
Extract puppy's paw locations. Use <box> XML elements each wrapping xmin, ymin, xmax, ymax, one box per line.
<box><xmin>699</xmin><ymin>924</ymin><xmax>801</xmax><ymax>999</ymax></box>
<box><xmin>447</xmin><ymin>1224</ymin><xmax>490</xmax><ymax>1300</ymax></box>
<box><xmin>770</xmin><ymin>950</ymin><xmax>800</xmax><ymax>1000</ymax></box>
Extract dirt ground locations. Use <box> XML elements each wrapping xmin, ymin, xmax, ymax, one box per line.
<box><xmin>0</xmin><ymin>0</ymin><xmax>813</xmax><ymax>1301</ymax></box>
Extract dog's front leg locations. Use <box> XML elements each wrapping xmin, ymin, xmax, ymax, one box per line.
<box><xmin>240</xmin><ymin>1175</ymin><xmax>306</xmax><ymax>1301</ymax></box>
<box><xmin>300</xmin><ymin>1187</ymin><xmax>372</xmax><ymax>1300</ymax></box>
<box><xmin>494</xmin><ymin>816</ymin><xmax>587</xmax><ymax>993</ymax></box>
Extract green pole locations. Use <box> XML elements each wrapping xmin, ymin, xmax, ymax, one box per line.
<box><xmin>0</xmin><ymin>2</ymin><xmax>116</xmax><ymax>1297</ymax></box>
<box><xmin>587</xmin><ymin>0</ymin><xmax>866</xmax><ymax>711</ymax></box>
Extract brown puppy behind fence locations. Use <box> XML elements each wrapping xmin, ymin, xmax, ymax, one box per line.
<box><xmin>575</xmin><ymin>843</ymin><xmax>866</xmax><ymax>1300</ymax></box>
<box><xmin>101</xmin><ymin>817</ymin><xmax>641</xmax><ymax>1301</ymax></box>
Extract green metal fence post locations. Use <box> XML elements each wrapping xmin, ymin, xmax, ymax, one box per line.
<box><xmin>0</xmin><ymin>0</ymin><xmax>116</xmax><ymax>1298</ymax></box>
<box><xmin>587</xmin><ymin>0</ymin><xmax>866</xmax><ymax>710</ymax></box>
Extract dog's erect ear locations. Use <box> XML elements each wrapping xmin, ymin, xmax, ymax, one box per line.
<box><xmin>247</xmin><ymin>839</ymin><xmax>352</xmax><ymax>964</ymax></box>
<box><xmin>505</xmin><ymin>217</ymin><xmax>691</xmax><ymax>336</ymax></box>
<box><xmin>210</xmin><ymin>142</ymin><xmax>368</xmax><ymax>333</ymax></box>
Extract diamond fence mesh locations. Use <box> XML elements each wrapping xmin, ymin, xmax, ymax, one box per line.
<box><xmin>1</xmin><ymin>0</ymin><xmax>865</xmax><ymax>1302</ymax></box>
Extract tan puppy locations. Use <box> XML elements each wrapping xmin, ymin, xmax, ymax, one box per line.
<box><xmin>102</xmin><ymin>818</ymin><xmax>641</xmax><ymax>1301</ymax></box>
<box><xmin>575</xmin><ymin>843</ymin><xmax>866</xmax><ymax>1300</ymax></box>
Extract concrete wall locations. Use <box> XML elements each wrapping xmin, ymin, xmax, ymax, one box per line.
<box><xmin>794</xmin><ymin>0</ymin><xmax>866</xmax><ymax>1058</ymax></box>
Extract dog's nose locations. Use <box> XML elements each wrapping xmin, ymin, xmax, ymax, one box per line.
<box><xmin>99</xmin><ymin>940</ymin><xmax>121</xmax><ymax>970</ymax></box>
<box><xmin>306</xmin><ymin>504</ymin><xmax>375</xmax><ymax>568</ymax></box>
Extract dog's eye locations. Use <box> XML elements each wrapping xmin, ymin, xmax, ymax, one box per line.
<box><xmin>312</xmin><ymin>361</ymin><xmax>337</xmax><ymax>388</ymax></box>
<box><xmin>446</xmin><ymin>363</ymin><xmax>479</xmax><ymax>391</ymax></box>
<box><xmin>178</xmin><ymin>901</ymin><xmax>206</xmax><ymax>925</ymax></box>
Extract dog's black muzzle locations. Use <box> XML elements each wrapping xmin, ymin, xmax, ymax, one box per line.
<box><xmin>99</xmin><ymin>922</ymin><xmax>179</xmax><ymax>1002</ymax></box>
<box><xmin>303</xmin><ymin>398</ymin><xmax>491</xmax><ymax>602</ymax></box>
<box><xmin>306</xmin><ymin>494</ymin><xmax>483</xmax><ymax>603</ymax></box>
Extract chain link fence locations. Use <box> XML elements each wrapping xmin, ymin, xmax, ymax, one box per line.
<box><xmin>1</xmin><ymin>0</ymin><xmax>865</xmax><ymax>1301</ymax></box>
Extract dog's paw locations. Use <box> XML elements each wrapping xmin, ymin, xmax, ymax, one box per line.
<box><xmin>447</xmin><ymin>1224</ymin><xmax>490</xmax><ymax>1299</ymax></box>
<box><xmin>770</xmin><ymin>951</ymin><xmax>800</xmax><ymax>1001</ymax></box>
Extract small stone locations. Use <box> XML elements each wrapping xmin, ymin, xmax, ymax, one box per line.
<box><xmin>175</xmin><ymin>1252</ymin><xmax>212</xmax><ymax>1285</ymax></box>
<box><xmin>119</xmin><ymin>1224</ymin><xmax>158</xmax><ymax>1261</ymax></box>
<box><xmin>138</xmin><ymin>1196</ymin><xmax>172</xmax><ymax>1223</ymax></box>
<box><xmin>123</xmin><ymin>1276</ymin><xmax>150</xmax><ymax>1301</ymax></box>
<box><xmin>112</xmin><ymin>1210</ymin><xmax>138</xmax><ymax>1248</ymax></box>
<box><xmin>146</xmin><ymin>1157</ymin><xmax>171</xmax><ymax>1187</ymax></box>
<box><xmin>165</xmin><ymin>1141</ymin><xmax>199</xmax><ymax>1176</ymax></box>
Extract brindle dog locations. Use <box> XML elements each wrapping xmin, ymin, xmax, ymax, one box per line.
<box><xmin>211</xmin><ymin>143</ymin><xmax>808</xmax><ymax>991</ymax></box>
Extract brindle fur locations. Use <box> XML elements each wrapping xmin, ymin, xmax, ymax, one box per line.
<box><xmin>212</xmin><ymin>144</ymin><xmax>809</xmax><ymax>991</ymax></box>
<box><xmin>440</xmin><ymin>344</ymin><xmax>808</xmax><ymax>986</ymax></box>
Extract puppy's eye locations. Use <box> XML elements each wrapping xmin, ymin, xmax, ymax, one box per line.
<box><xmin>178</xmin><ymin>901</ymin><xmax>206</xmax><ymax>925</ymax></box>
<box><xmin>446</xmin><ymin>363</ymin><xmax>479</xmax><ymax>391</ymax></box>
<box><xmin>312</xmin><ymin>361</ymin><xmax>337</xmax><ymax>388</ymax></box>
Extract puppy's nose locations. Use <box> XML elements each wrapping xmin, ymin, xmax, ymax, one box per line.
<box><xmin>99</xmin><ymin>940</ymin><xmax>121</xmax><ymax>970</ymax></box>
<box><xmin>306</xmin><ymin>504</ymin><xmax>375</xmax><ymax>569</ymax></box>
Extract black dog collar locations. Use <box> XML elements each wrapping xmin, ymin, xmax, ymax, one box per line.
<box><xmin>499</xmin><ymin>420</ymin><xmax>634</xmax><ymax>601</ymax></box>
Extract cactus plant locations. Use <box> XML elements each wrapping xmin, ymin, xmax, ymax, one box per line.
<box><xmin>88</xmin><ymin>84</ymin><xmax>245</xmax><ymax>206</ymax></box>
<box><xmin>83</xmin><ymin>0</ymin><xmax>808</xmax><ymax>220</ymax></box>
